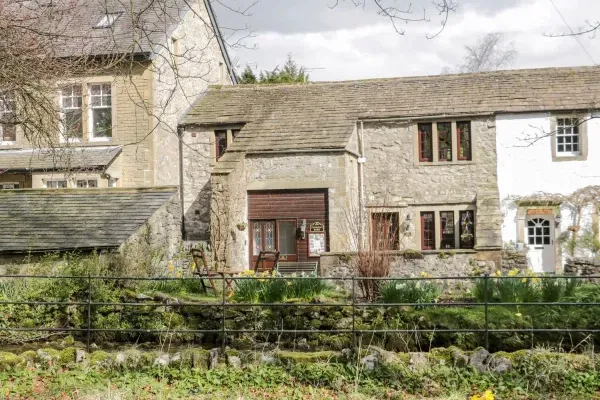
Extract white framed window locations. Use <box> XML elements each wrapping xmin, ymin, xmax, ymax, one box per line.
<box><xmin>556</xmin><ymin>117</ymin><xmax>581</xmax><ymax>156</ymax></box>
<box><xmin>59</xmin><ymin>85</ymin><xmax>83</xmax><ymax>141</ymax></box>
<box><xmin>108</xmin><ymin>178</ymin><xmax>119</xmax><ymax>188</ymax></box>
<box><xmin>76</xmin><ymin>179</ymin><xmax>98</xmax><ymax>188</ymax></box>
<box><xmin>0</xmin><ymin>183</ymin><xmax>19</xmax><ymax>189</ymax></box>
<box><xmin>45</xmin><ymin>180</ymin><xmax>67</xmax><ymax>188</ymax></box>
<box><xmin>0</xmin><ymin>92</ymin><xmax>16</xmax><ymax>145</ymax></box>
<box><xmin>88</xmin><ymin>83</ymin><xmax>112</xmax><ymax>140</ymax></box>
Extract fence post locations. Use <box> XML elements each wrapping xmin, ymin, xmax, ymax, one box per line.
<box><xmin>86</xmin><ymin>273</ymin><xmax>92</xmax><ymax>353</ymax></box>
<box><xmin>483</xmin><ymin>273</ymin><xmax>490</xmax><ymax>351</ymax></box>
<box><xmin>351</xmin><ymin>276</ymin><xmax>356</xmax><ymax>349</ymax></box>
<box><xmin>221</xmin><ymin>274</ymin><xmax>226</xmax><ymax>353</ymax></box>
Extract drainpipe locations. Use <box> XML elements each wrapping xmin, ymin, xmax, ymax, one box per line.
<box><xmin>178</xmin><ymin>126</ymin><xmax>186</xmax><ymax>239</ymax></box>
<box><xmin>357</xmin><ymin>121</ymin><xmax>367</xmax><ymax>251</ymax></box>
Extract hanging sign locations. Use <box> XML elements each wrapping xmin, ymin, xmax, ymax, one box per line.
<box><xmin>527</xmin><ymin>209</ymin><xmax>553</xmax><ymax>215</ymax></box>
<box><xmin>308</xmin><ymin>233</ymin><xmax>326</xmax><ymax>257</ymax></box>
<box><xmin>310</xmin><ymin>222</ymin><xmax>324</xmax><ymax>232</ymax></box>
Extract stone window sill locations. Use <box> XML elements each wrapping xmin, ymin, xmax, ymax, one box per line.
<box><xmin>414</xmin><ymin>161</ymin><xmax>476</xmax><ymax>167</ymax></box>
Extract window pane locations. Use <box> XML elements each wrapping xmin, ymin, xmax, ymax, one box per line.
<box><xmin>92</xmin><ymin>109</ymin><xmax>112</xmax><ymax>137</ymax></box>
<box><xmin>64</xmin><ymin>110</ymin><xmax>83</xmax><ymax>138</ymax></box>
<box><xmin>265</xmin><ymin>222</ymin><xmax>274</xmax><ymax>250</ymax></box>
<box><xmin>418</xmin><ymin>123</ymin><xmax>433</xmax><ymax>162</ymax></box>
<box><xmin>278</xmin><ymin>221</ymin><xmax>297</xmax><ymax>255</ymax></box>
<box><xmin>457</xmin><ymin>122</ymin><xmax>472</xmax><ymax>161</ymax></box>
<box><xmin>1</xmin><ymin>124</ymin><xmax>16</xmax><ymax>142</ymax></box>
<box><xmin>440</xmin><ymin>211</ymin><xmax>455</xmax><ymax>249</ymax></box>
<box><xmin>215</xmin><ymin>130</ymin><xmax>227</xmax><ymax>160</ymax></box>
<box><xmin>372</xmin><ymin>213</ymin><xmax>399</xmax><ymax>250</ymax></box>
<box><xmin>437</xmin><ymin>122</ymin><xmax>452</xmax><ymax>161</ymax></box>
<box><xmin>543</xmin><ymin>237</ymin><xmax>550</xmax><ymax>245</ymax></box>
<box><xmin>421</xmin><ymin>212</ymin><xmax>435</xmax><ymax>250</ymax></box>
<box><xmin>253</xmin><ymin>223</ymin><xmax>262</xmax><ymax>254</ymax></box>
<box><xmin>459</xmin><ymin>210</ymin><xmax>475</xmax><ymax>249</ymax></box>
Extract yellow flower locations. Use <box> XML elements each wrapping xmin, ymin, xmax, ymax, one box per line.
<box><xmin>191</xmin><ymin>262</ymin><xmax>196</xmax><ymax>271</ymax></box>
<box><xmin>494</xmin><ymin>270</ymin><xmax>502</xmax><ymax>277</ymax></box>
<box><xmin>521</xmin><ymin>278</ymin><xmax>527</xmax><ymax>283</ymax></box>
<box><xmin>471</xmin><ymin>390</ymin><xmax>495</xmax><ymax>400</ymax></box>
<box><xmin>168</xmin><ymin>263</ymin><xmax>175</xmax><ymax>271</ymax></box>
<box><xmin>286</xmin><ymin>281</ymin><xmax>292</xmax><ymax>286</ymax></box>
<box><xmin>515</xmin><ymin>312</ymin><xmax>522</xmax><ymax>318</ymax></box>
<box><xmin>176</xmin><ymin>271</ymin><xmax>182</xmax><ymax>278</ymax></box>
<box><xmin>508</xmin><ymin>269</ymin><xmax>519</xmax><ymax>277</ymax></box>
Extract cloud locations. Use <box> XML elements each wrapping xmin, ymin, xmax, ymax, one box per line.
<box><xmin>219</xmin><ymin>0</ymin><xmax>600</xmax><ymax>81</ymax></box>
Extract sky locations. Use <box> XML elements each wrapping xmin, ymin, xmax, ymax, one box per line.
<box><xmin>213</xmin><ymin>0</ymin><xmax>600</xmax><ymax>81</ymax></box>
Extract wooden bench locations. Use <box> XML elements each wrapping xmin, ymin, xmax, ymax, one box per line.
<box><xmin>276</xmin><ymin>261</ymin><xmax>318</xmax><ymax>276</ymax></box>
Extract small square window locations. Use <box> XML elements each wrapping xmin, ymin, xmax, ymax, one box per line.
<box><xmin>556</xmin><ymin>117</ymin><xmax>581</xmax><ymax>156</ymax></box>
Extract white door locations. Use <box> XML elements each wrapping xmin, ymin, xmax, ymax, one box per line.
<box><xmin>526</xmin><ymin>216</ymin><xmax>555</xmax><ymax>273</ymax></box>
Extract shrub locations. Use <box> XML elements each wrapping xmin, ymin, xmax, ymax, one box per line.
<box><xmin>354</xmin><ymin>251</ymin><xmax>391</xmax><ymax>302</ymax></box>
<box><xmin>379</xmin><ymin>278</ymin><xmax>441</xmax><ymax>305</ymax></box>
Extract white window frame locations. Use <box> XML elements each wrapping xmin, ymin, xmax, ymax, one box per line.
<box><xmin>76</xmin><ymin>178</ymin><xmax>98</xmax><ymax>188</ymax></box>
<box><xmin>0</xmin><ymin>93</ymin><xmax>16</xmax><ymax>145</ymax></box>
<box><xmin>59</xmin><ymin>85</ymin><xmax>83</xmax><ymax>143</ymax></box>
<box><xmin>88</xmin><ymin>83</ymin><xmax>113</xmax><ymax>142</ymax></box>
<box><xmin>555</xmin><ymin>117</ymin><xmax>581</xmax><ymax>157</ymax></box>
<box><xmin>45</xmin><ymin>180</ymin><xmax>68</xmax><ymax>189</ymax></box>
<box><xmin>95</xmin><ymin>13</ymin><xmax>122</xmax><ymax>29</ymax></box>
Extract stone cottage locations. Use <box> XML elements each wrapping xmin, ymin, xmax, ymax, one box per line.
<box><xmin>179</xmin><ymin>66</ymin><xmax>600</xmax><ymax>274</ymax></box>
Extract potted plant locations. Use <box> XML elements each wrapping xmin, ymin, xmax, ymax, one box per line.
<box><xmin>236</xmin><ymin>222</ymin><xmax>248</xmax><ymax>231</ymax></box>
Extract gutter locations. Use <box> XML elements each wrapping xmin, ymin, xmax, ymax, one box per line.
<box><xmin>203</xmin><ymin>0</ymin><xmax>238</xmax><ymax>84</ymax></box>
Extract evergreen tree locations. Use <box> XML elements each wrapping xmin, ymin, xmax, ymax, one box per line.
<box><xmin>237</xmin><ymin>64</ymin><xmax>258</xmax><ymax>84</ymax></box>
<box><xmin>237</xmin><ymin>55</ymin><xmax>309</xmax><ymax>85</ymax></box>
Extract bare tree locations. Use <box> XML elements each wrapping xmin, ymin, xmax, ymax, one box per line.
<box><xmin>442</xmin><ymin>32</ymin><xmax>517</xmax><ymax>74</ymax></box>
<box><xmin>330</xmin><ymin>0</ymin><xmax>457</xmax><ymax>38</ymax></box>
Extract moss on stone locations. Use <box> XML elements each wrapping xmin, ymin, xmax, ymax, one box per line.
<box><xmin>89</xmin><ymin>350</ymin><xmax>113</xmax><ymax>367</ymax></box>
<box><xmin>180</xmin><ymin>349</ymin><xmax>210</xmax><ymax>369</ymax></box>
<box><xmin>276</xmin><ymin>351</ymin><xmax>340</xmax><ymax>364</ymax></box>
<box><xmin>0</xmin><ymin>352</ymin><xmax>20</xmax><ymax>370</ymax></box>
<box><xmin>20</xmin><ymin>351</ymin><xmax>36</xmax><ymax>367</ymax></box>
<box><xmin>59</xmin><ymin>347</ymin><xmax>76</xmax><ymax>364</ymax></box>
<box><xmin>36</xmin><ymin>348</ymin><xmax>61</xmax><ymax>364</ymax></box>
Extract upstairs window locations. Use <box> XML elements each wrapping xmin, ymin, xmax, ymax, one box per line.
<box><xmin>556</xmin><ymin>117</ymin><xmax>580</xmax><ymax>155</ymax></box>
<box><xmin>457</xmin><ymin>121</ymin><xmax>472</xmax><ymax>161</ymax></box>
<box><xmin>371</xmin><ymin>212</ymin><xmax>400</xmax><ymax>250</ymax></box>
<box><xmin>215</xmin><ymin>129</ymin><xmax>228</xmax><ymax>160</ymax></box>
<box><xmin>438</xmin><ymin>122</ymin><xmax>452</xmax><ymax>161</ymax></box>
<box><xmin>418</xmin><ymin>123</ymin><xmax>433</xmax><ymax>162</ymax></box>
<box><xmin>60</xmin><ymin>86</ymin><xmax>83</xmax><ymax>140</ymax></box>
<box><xmin>0</xmin><ymin>92</ymin><xmax>16</xmax><ymax>144</ymax></box>
<box><xmin>88</xmin><ymin>84</ymin><xmax>112</xmax><ymax>139</ymax></box>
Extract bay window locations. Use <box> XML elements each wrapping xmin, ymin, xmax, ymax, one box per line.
<box><xmin>88</xmin><ymin>83</ymin><xmax>112</xmax><ymax>139</ymax></box>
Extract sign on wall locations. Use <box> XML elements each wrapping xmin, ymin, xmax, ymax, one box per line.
<box><xmin>310</xmin><ymin>222</ymin><xmax>324</xmax><ymax>232</ymax></box>
<box><xmin>308</xmin><ymin>233</ymin><xmax>326</xmax><ymax>257</ymax></box>
<box><xmin>527</xmin><ymin>209</ymin><xmax>553</xmax><ymax>215</ymax></box>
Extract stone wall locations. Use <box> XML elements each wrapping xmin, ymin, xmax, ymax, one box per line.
<box><xmin>320</xmin><ymin>250</ymin><xmax>486</xmax><ymax>278</ymax></box>
<box><xmin>565</xmin><ymin>257</ymin><xmax>600</xmax><ymax>276</ymax></box>
<box><xmin>501</xmin><ymin>249</ymin><xmax>528</xmax><ymax>272</ymax></box>
<box><xmin>121</xmin><ymin>191</ymin><xmax>183</xmax><ymax>272</ymax></box>
<box><xmin>362</xmin><ymin>117</ymin><xmax>502</xmax><ymax>250</ymax></box>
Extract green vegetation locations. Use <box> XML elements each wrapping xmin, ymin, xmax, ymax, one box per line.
<box><xmin>237</xmin><ymin>54</ymin><xmax>309</xmax><ymax>84</ymax></box>
<box><xmin>379</xmin><ymin>279</ymin><xmax>441</xmax><ymax>305</ymax></box>
<box><xmin>231</xmin><ymin>271</ymin><xmax>329</xmax><ymax>303</ymax></box>
<box><xmin>1</xmin><ymin>348</ymin><xmax>599</xmax><ymax>399</ymax></box>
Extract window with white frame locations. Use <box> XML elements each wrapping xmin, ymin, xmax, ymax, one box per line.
<box><xmin>76</xmin><ymin>179</ymin><xmax>98</xmax><ymax>188</ymax></box>
<box><xmin>108</xmin><ymin>178</ymin><xmax>119</xmax><ymax>188</ymax></box>
<box><xmin>45</xmin><ymin>180</ymin><xmax>67</xmax><ymax>188</ymax></box>
<box><xmin>0</xmin><ymin>92</ymin><xmax>16</xmax><ymax>144</ymax></box>
<box><xmin>556</xmin><ymin>117</ymin><xmax>581</xmax><ymax>156</ymax></box>
<box><xmin>60</xmin><ymin>86</ymin><xmax>83</xmax><ymax>140</ymax></box>
<box><xmin>88</xmin><ymin>84</ymin><xmax>112</xmax><ymax>139</ymax></box>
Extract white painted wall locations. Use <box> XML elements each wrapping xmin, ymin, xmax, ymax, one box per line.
<box><xmin>496</xmin><ymin>113</ymin><xmax>600</xmax><ymax>263</ymax></box>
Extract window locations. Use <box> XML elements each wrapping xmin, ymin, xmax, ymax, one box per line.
<box><xmin>88</xmin><ymin>84</ymin><xmax>112</xmax><ymax>139</ymax></box>
<box><xmin>438</xmin><ymin>122</ymin><xmax>452</xmax><ymax>162</ymax></box>
<box><xmin>45</xmin><ymin>180</ymin><xmax>67</xmax><ymax>188</ymax></box>
<box><xmin>95</xmin><ymin>13</ymin><xmax>121</xmax><ymax>28</ymax></box>
<box><xmin>215</xmin><ymin>129</ymin><xmax>227</xmax><ymax>160</ymax></box>
<box><xmin>108</xmin><ymin>178</ymin><xmax>119</xmax><ymax>188</ymax></box>
<box><xmin>60</xmin><ymin>86</ymin><xmax>83</xmax><ymax>140</ymax></box>
<box><xmin>459</xmin><ymin>210</ymin><xmax>475</xmax><ymax>249</ymax></box>
<box><xmin>440</xmin><ymin>211</ymin><xmax>455</xmax><ymax>249</ymax></box>
<box><xmin>457</xmin><ymin>121</ymin><xmax>472</xmax><ymax>161</ymax></box>
<box><xmin>556</xmin><ymin>117</ymin><xmax>580</xmax><ymax>155</ymax></box>
<box><xmin>76</xmin><ymin>179</ymin><xmax>98</xmax><ymax>188</ymax></box>
<box><xmin>0</xmin><ymin>92</ymin><xmax>16</xmax><ymax>144</ymax></box>
<box><xmin>278</xmin><ymin>221</ymin><xmax>297</xmax><ymax>255</ymax></box>
<box><xmin>527</xmin><ymin>218</ymin><xmax>551</xmax><ymax>246</ymax></box>
<box><xmin>371</xmin><ymin>213</ymin><xmax>400</xmax><ymax>250</ymax></box>
<box><xmin>0</xmin><ymin>183</ymin><xmax>19</xmax><ymax>189</ymax></box>
<box><xmin>418</xmin><ymin>123</ymin><xmax>433</xmax><ymax>162</ymax></box>
<box><xmin>420</xmin><ymin>212</ymin><xmax>435</xmax><ymax>250</ymax></box>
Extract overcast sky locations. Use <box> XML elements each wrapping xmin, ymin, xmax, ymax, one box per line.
<box><xmin>213</xmin><ymin>0</ymin><xmax>600</xmax><ymax>81</ymax></box>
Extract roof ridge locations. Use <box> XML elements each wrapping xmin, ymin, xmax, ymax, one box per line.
<box><xmin>0</xmin><ymin>186</ymin><xmax>178</xmax><ymax>194</ymax></box>
<box><xmin>208</xmin><ymin>65</ymin><xmax>600</xmax><ymax>91</ymax></box>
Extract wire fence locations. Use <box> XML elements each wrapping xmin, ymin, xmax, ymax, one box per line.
<box><xmin>0</xmin><ymin>273</ymin><xmax>599</xmax><ymax>353</ymax></box>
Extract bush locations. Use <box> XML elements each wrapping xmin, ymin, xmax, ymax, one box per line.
<box><xmin>379</xmin><ymin>279</ymin><xmax>441</xmax><ymax>305</ymax></box>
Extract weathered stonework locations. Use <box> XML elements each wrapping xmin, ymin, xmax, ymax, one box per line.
<box><xmin>564</xmin><ymin>257</ymin><xmax>600</xmax><ymax>276</ymax></box>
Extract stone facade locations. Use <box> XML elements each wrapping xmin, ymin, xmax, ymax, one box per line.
<box><xmin>564</xmin><ymin>257</ymin><xmax>600</xmax><ymax>276</ymax></box>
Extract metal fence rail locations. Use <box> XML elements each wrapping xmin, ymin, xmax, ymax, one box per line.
<box><xmin>0</xmin><ymin>273</ymin><xmax>599</xmax><ymax>352</ymax></box>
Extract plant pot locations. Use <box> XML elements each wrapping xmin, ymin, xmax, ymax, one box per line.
<box><xmin>568</xmin><ymin>225</ymin><xmax>581</xmax><ymax>232</ymax></box>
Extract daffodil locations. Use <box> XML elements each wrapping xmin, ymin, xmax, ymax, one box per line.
<box><xmin>508</xmin><ymin>268</ymin><xmax>519</xmax><ymax>277</ymax></box>
<box><xmin>494</xmin><ymin>270</ymin><xmax>502</xmax><ymax>277</ymax></box>
<box><xmin>515</xmin><ymin>312</ymin><xmax>522</xmax><ymax>318</ymax></box>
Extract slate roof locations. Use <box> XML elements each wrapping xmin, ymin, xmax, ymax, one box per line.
<box><xmin>182</xmin><ymin>66</ymin><xmax>600</xmax><ymax>153</ymax></box>
<box><xmin>0</xmin><ymin>146</ymin><xmax>121</xmax><ymax>173</ymax></box>
<box><xmin>0</xmin><ymin>187</ymin><xmax>177</xmax><ymax>253</ymax></box>
<box><xmin>6</xmin><ymin>0</ymin><xmax>236</xmax><ymax>78</ymax></box>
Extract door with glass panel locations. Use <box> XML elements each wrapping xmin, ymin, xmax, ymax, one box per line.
<box><xmin>250</xmin><ymin>220</ymin><xmax>298</xmax><ymax>268</ymax></box>
<box><xmin>525</xmin><ymin>216</ymin><xmax>555</xmax><ymax>273</ymax></box>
